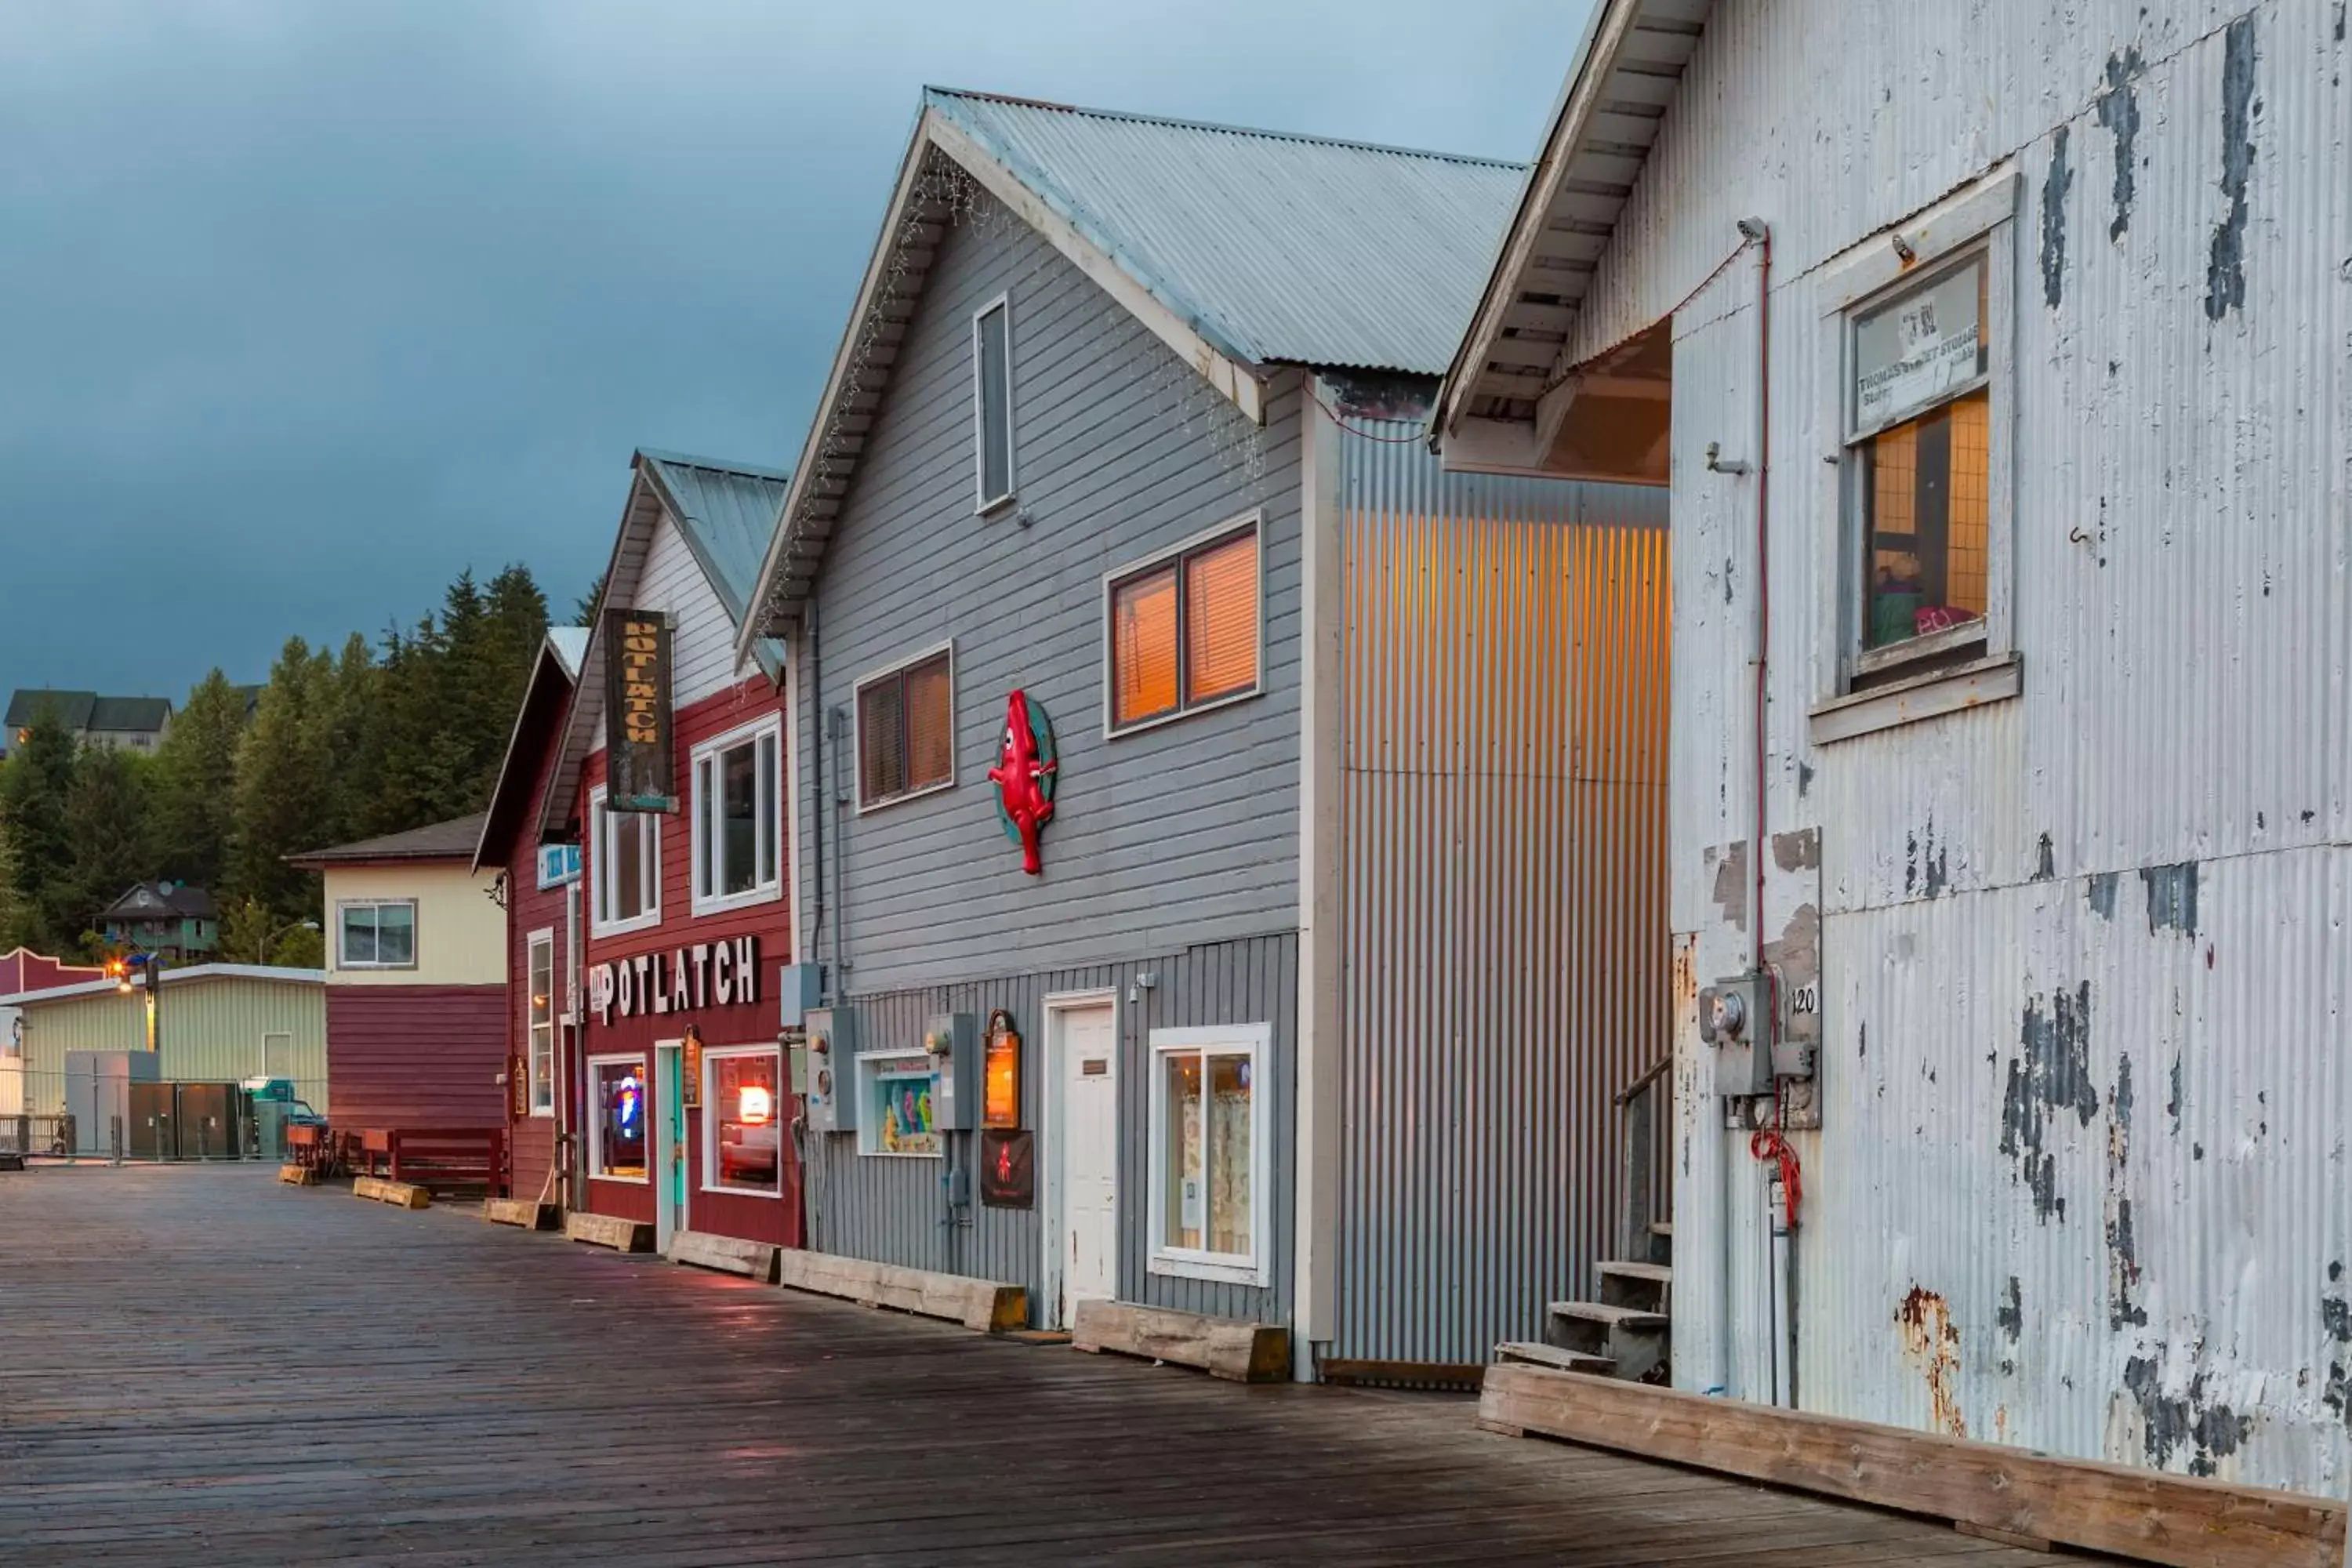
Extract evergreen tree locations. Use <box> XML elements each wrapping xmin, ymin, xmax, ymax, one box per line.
<box><xmin>150</xmin><ymin>670</ymin><xmax>249</xmax><ymax>890</ymax></box>
<box><xmin>0</xmin><ymin>796</ymin><xmax>32</xmax><ymax>951</ymax></box>
<box><xmin>573</xmin><ymin>572</ymin><xmax>606</xmax><ymax>628</ymax></box>
<box><xmin>227</xmin><ymin>637</ymin><xmax>337</xmax><ymax>916</ymax></box>
<box><xmin>0</xmin><ymin>709</ymin><xmax>78</xmax><ymax>953</ymax></box>
<box><xmin>60</xmin><ymin>746</ymin><xmax>152</xmax><ymax>952</ymax></box>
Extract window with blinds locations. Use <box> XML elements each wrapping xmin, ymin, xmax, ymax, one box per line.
<box><xmin>1107</xmin><ymin>520</ymin><xmax>1260</xmax><ymax>732</ymax></box>
<box><xmin>857</xmin><ymin>647</ymin><xmax>955</xmax><ymax>808</ymax></box>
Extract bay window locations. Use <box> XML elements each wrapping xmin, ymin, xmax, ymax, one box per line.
<box><xmin>691</xmin><ymin>715</ymin><xmax>782</xmax><ymax>913</ymax></box>
<box><xmin>1147</xmin><ymin>1023</ymin><xmax>1269</xmax><ymax>1285</ymax></box>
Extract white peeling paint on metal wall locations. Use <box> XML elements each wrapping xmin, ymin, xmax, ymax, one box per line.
<box><xmin>1615</xmin><ymin>0</ymin><xmax>2352</xmax><ymax>1492</ymax></box>
<box><xmin>1333</xmin><ymin>408</ymin><xmax>1671</xmax><ymax>1364</ymax></box>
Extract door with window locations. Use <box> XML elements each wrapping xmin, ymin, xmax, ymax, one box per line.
<box><xmin>653</xmin><ymin>1042</ymin><xmax>688</xmax><ymax>1250</ymax></box>
<box><xmin>1053</xmin><ymin>1001</ymin><xmax>1120</xmax><ymax>1328</ymax></box>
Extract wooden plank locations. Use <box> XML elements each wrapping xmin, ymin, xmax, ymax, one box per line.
<box><xmin>276</xmin><ymin>1164</ymin><xmax>315</xmax><ymax>1186</ymax></box>
<box><xmin>482</xmin><ymin>1197</ymin><xmax>559</xmax><ymax>1231</ymax></box>
<box><xmin>1319</xmin><ymin>1359</ymin><xmax>1486</xmax><ymax>1392</ymax></box>
<box><xmin>666</xmin><ymin>1230</ymin><xmax>781</xmax><ymax>1283</ymax></box>
<box><xmin>564</xmin><ymin>1210</ymin><xmax>654</xmax><ymax>1254</ymax></box>
<box><xmin>1479</xmin><ymin>1363</ymin><xmax>2344</xmax><ymax>1568</ymax></box>
<box><xmin>775</xmin><ymin>1250</ymin><xmax>1025</xmax><ymax>1333</ymax></box>
<box><xmin>1071</xmin><ymin>1300</ymin><xmax>1290</xmax><ymax>1384</ymax></box>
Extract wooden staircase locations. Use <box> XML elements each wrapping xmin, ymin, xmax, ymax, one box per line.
<box><xmin>1498</xmin><ymin>1219</ymin><xmax>1672</xmax><ymax>1381</ymax></box>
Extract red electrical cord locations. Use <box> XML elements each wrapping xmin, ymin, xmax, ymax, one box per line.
<box><xmin>1750</xmin><ymin>1082</ymin><xmax>1802</xmax><ymax>1230</ymax></box>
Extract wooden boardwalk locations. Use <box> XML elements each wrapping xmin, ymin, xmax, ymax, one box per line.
<box><xmin>0</xmin><ymin>1164</ymin><xmax>2120</xmax><ymax>1566</ymax></box>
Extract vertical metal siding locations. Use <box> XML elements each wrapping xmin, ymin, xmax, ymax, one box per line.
<box><xmin>18</xmin><ymin>979</ymin><xmax>329</xmax><ymax>1115</ymax></box>
<box><xmin>1334</xmin><ymin>416</ymin><xmax>1671</xmax><ymax>1363</ymax></box>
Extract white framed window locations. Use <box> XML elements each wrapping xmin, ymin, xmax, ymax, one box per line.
<box><xmin>336</xmin><ymin>900</ymin><xmax>417</xmax><ymax>970</ymax></box>
<box><xmin>1103</xmin><ymin>517</ymin><xmax>1262</xmax><ymax>736</ymax></box>
<box><xmin>1813</xmin><ymin>170</ymin><xmax>2020</xmax><ymax>742</ymax></box>
<box><xmin>1146</xmin><ymin>1023</ymin><xmax>1271</xmax><ymax>1287</ymax></box>
<box><xmin>690</xmin><ymin>715</ymin><xmax>782</xmax><ymax>914</ymax></box>
<box><xmin>854</xmin><ymin>641</ymin><xmax>955</xmax><ymax>811</ymax></box>
<box><xmin>702</xmin><ymin>1044</ymin><xmax>783</xmax><ymax>1196</ymax></box>
<box><xmin>525</xmin><ymin>927</ymin><xmax>556</xmax><ymax>1116</ymax></box>
<box><xmin>590</xmin><ymin>784</ymin><xmax>661</xmax><ymax>935</ymax></box>
<box><xmin>971</xmin><ymin>293</ymin><xmax>1014</xmax><ymax>512</ymax></box>
<box><xmin>588</xmin><ymin>1053</ymin><xmax>649</xmax><ymax>1183</ymax></box>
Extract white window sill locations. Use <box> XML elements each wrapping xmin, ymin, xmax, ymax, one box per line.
<box><xmin>528</xmin><ymin>1107</ymin><xmax>555</xmax><ymax>1120</ymax></box>
<box><xmin>589</xmin><ymin>1172</ymin><xmax>649</xmax><ymax>1186</ymax></box>
<box><xmin>1148</xmin><ymin>1250</ymin><xmax>1267</xmax><ymax>1287</ymax></box>
<box><xmin>688</xmin><ymin>882</ymin><xmax>783</xmax><ymax>920</ymax></box>
<box><xmin>1810</xmin><ymin>652</ymin><xmax>2021</xmax><ymax>745</ymax></box>
<box><xmin>591</xmin><ymin>911</ymin><xmax>662</xmax><ymax>939</ymax></box>
<box><xmin>699</xmin><ymin>1181</ymin><xmax>783</xmax><ymax>1200</ymax></box>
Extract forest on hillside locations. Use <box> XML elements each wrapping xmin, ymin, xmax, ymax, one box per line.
<box><xmin>0</xmin><ymin>564</ymin><xmax>594</xmax><ymax>967</ymax></box>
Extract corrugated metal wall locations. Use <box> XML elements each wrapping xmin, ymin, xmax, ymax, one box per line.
<box><xmin>808</xmin><ymin>934</ymin><xmax>1296</xmax><ymax>1325</ymax></box>
<box><xmin>1333</xmin><ymin>409</ymin><xmax>1671</xmax><ymax>1364</ymax></box>
<box><xmin>1587</xmin><ymin>0</ymin><xmax>2352</xmax><ymax>1493</ymax></box>
<box><xmin>18</xmin><ymin>978</ymin><xmax>328</xmax><ymax>1114</ymax></box>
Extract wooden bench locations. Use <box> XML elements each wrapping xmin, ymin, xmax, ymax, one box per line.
<box><xmin>1072</xmin><ymin>1301</ymin><xmax>1290</xmax><ymax>1383</ymax></box>
<box><xmin>358</xmin><ymin>1127</ymin><xmax>505</xmax><ymax>1197</ymax></box>
<box><xmin>285</xmin><ymin>1124</ymin><xmax>350</xmax><ymax>1180</ymax></box>
<box><xmin>666</xmin><ymin>1230</ymin><xmax>782</xmax><ymax>1282</ymax></box>
<box><xmin>564</xmin><ymin>1211</ymin><xmax>654</xmax><ymax>1253</ymax></box>
<box><xmin>776</xmin><ymin>1251</ymin><xmax>1025</xmax><ymax>1333</ymax></box>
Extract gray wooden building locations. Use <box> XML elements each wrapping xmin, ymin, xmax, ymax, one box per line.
<box><xmin>741</xmin><ymin>89</ymin><xmax>1670</xmax><ymax>1377</ymax></box>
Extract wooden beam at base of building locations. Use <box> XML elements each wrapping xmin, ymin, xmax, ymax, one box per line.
<box><xmin>1072</xmin><ymin>1300</ymin><xmax>1289</xmax><ymax>1384</ymax></box>
<box><xmin>1478</xmin><ymin>1363</ymin><xmax>2345</xmax><ymax>1568</ymax></box>
<box><xmin>563</xmin><ymin>1210</ymin><xmax>653</xmax><ymax>1253</ymax></box>
<box><xmin>481</xmin><ymin>1197</ymin><xmax>559</xmax><ymax>1230</ymax></box>
<box><xmin>776</xmin><ymin>1250</ymin><xmax>1025</xmax><ymax>1333</ymax></box>
<box><xmin>666</xmin><ymin>1229</ymin><xmax>780</xmax><ymax>1283</ymax></box>
<box><xmin>350</xmin><ymin>1177</ymin><xmax>430</xmax><ymax>1210</ymax></box>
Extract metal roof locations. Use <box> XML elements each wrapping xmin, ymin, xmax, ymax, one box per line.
<box><xmin>546</xmin><ymin>626</ymin><xmax>590</xmax><ymax>680</ymax></box>
<box><xmin>926</xmin><ymin>87</ymin><xmax>1529</xmax><ymax>376</ymax></box>
<box><xmin>635</xmin><ymin>450</ymin><xmax>792</xmax><ymax>626</ymax></box>
<box><xmin>1</xmin><ymin>963</ymin><xmax>323</xmax><ymax>1007</ymax></box>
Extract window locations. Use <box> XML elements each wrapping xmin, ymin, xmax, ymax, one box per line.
<box><xmin>590</xmin><ymin>1054</ymin><xmax>648</xmax><ymax>1181</ymax></box>
<box><xmin>855</xmin><ymin>644</ymin><xmax>954</xmax><ymax>809</ymax></box>
<box><xmin>1146</xmin><ymin>1024</ymin><xmax>1270</xmax><ymax>1285</ymax></box>
<box><xmin>526</xmin><ymin>928</ymin><xmax>556</xmax><ymax>1116</ymax></box>
<box><xmin>1106</xmin><ymin>520</ymin><xmax>1261</xmax><ymax>733</ymax></box>
<box><xmin>590</xmin><ymin>786</ymin><xmax>661</xmax><ymax>934</ymax></box>
<box><xmin>261</xmin><ymin>1033</ymin><xmax>292</xmax><ymax>1079</ymax></box>
<box><xmin>972</xmin><ymin>295</ymin><xmax>1014</xmax><ymax>510</ymax></box>
<box><xmin>337</xmin><ymin>901</ymin><xmax>416</xmax><ymax>970</ymax></box>
<box><xmin>702</xmin><ymin>1045</ymin><xmax>783</xmax><ymax>1195</ymax></box>
<box><xmin>691</xmin><ymin>717</ymin><xmax>782</xmax><ymax>913</ymax></box>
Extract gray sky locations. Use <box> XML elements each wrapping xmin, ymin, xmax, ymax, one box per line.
<box><xmin>1</xmin><ymin>1</ymin><xmax>1583</xmax><ymax>698</ymax></box>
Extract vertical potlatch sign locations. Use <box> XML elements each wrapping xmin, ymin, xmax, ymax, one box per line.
<box><xmin>603</xmin><ymin>607</ymin><xmax>674</xmax><ymax>811</ymax></box>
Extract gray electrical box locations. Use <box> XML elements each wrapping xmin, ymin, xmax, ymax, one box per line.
<box><xmin>802</xmin><ymin>1006</ymin><xmax>858</xmax><ymax>1134</ymax></box>
<box><xmin>924</xmin><ymin>1011</ymin><xmax>979</xmax><ymax>1131</ymax></box>
<box><xmin>776</xmin><ymin>963</ymin><xmax>823</xmax><ymax>1029</ymax></box>
<box><xmin>1697</xmin><ymin>971</ymin><xmax>1775</xmax><ymax>1098</ymax></box>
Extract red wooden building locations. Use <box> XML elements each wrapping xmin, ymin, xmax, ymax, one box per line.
<box><xmin>519</xmin><ymin>451</ymin><xmax>801</xmax><ymax>1251</ymax></box>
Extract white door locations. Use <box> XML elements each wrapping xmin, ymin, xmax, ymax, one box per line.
<box><xmin>1058</xmin><ymin>1004</ymin><xmax>1120</xmax><ymax>1328</ymax></box>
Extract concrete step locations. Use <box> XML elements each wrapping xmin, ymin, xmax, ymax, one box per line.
<box><xmin>1494</xmin><ymin>1340</ymin><xmax>1613</xmax><ymax>1375</ymax></box>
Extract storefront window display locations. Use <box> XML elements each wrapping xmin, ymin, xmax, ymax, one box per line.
<box><xmin>705</xmin><ymin>1047</ymin><xmax>782</xmax><ymax>1194</ymax></box>
<box><xmin>592</xmin><ymin>1055</ymin><xmax>648</xmax><ymax>1181</ymax></box>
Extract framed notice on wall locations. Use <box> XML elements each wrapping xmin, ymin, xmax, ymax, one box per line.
<box><xmin>603</xmin><ymin>606</ymin><xmax>675</xmax><ymax>811</ymax></box>
<box><xmin>681</xmin><ymin>1027</ymin><xmax>703</xmax><ymax>1110</ymax></box>
<box><xmin>980</xmin><ymin>1129</ymin><xmax>1033</xmax><ymax>1209</ymax></box>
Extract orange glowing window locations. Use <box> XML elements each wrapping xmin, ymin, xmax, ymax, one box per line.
<box><xmin>1108</xmin><ymin>521</ymin><xmax>1259</xmax><ymax>731</ymax></box>
<box><xmin>707</xmin><ymin>1049</ymin><xmax>781</xmax><ymax>1193</ymax></box>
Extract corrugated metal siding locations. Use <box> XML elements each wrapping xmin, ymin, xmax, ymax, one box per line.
<box><xmin>1333</xmin><ymin>413</ymin><xmax>1671</xmax><ymax>1363</ymax></box>
<box><xmin>324</xmin><ymin>986</ymin><xmax>505</xmax><ymax>1128</ymax></box>
<box><xmin>927</xmin><ymin>89</ymin><xmax>1526</xmax><ymax>376</ymax></box>
<box><xmin>795</xmin><ymin>184</ymin><xmax>1304</xmax><ymax>995</ymax></box>
<box><xmin>18</xmin><ymin>978</ymin><xmax>328</xmax><ymax>1112</ymax></box>
<box><xmin>1596</xmin><ymin>0</ymin><xmax>2352</xmax><ymax>1492</ymax></box>
<box><xmin>809</xmin><ymin>934</ymin><xmax>1296</xmax><ymax>1325</ymax></box>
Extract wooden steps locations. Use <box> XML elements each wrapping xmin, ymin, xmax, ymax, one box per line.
<box><xmin>1546</xmin><ymin>1299</ymin><xmax>1668</xmax><ymax>1382</ymax></box>
<box><xmin>351</xmin><ymin>1177</ymin><xmax>430</xmax><ymax>1210</ymax></box>
<box><xmin>482</xmin><ymin>1197</ymin><xmax>559</xmax><ymax>1230</ymax></box>
<box><xmin>564</xmin><ymin>1210</ymin><xmax>654</xmax><ymax>1253</ymax></box>
<box><xmin>666</xmin><ymin>1229</ymin><xmax>782</xmax><ymax>1283</ymax></box>
<box><xmin>777</xmin><ymin>1250</ymin><xmax>1025</xmax><ymax>1333</ymax></box>
<box><xmin>1073</xmin><ymin>1300</ymin><xmax>1289</xmax><ymax>1384</ymax></box>
<box><xmin>1494</xmin><ymin>1341</ymin><xmax>1613</xmax><ymax>1375</ymax></box>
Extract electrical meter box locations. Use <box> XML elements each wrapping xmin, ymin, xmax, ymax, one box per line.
<box><xmin>1697</xmin><ymin>971</ymin><xmax>1776</xmax><ymax>1098</ymax></box>
<box><xmin>776</xmin><ymin>963</ymin><xmax>823</xmax><ymax>1030</ymax></box>
<box><xmin>803</xmin><ymin>1006</ymin><xmax>858</xmax><ymax>1134</ymax></box>
<box><xmin>924</xmin><ymin>1011</ymin><xmax>979</xmax><ymax>1131</ymax></box>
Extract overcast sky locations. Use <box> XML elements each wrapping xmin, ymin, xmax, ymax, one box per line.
<box><xmin>0</xmin><ymin>1</ymin><xmax>1584</xmax><ymax>698</ymax></box>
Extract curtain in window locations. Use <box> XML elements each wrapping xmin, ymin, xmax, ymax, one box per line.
<box><xmin>858</xmin><ymin>677</ymin><xmax>906</xmax><ymax>802</ymax></box>
<box><xmin>1112</xmin><ymin>565</ymin><xmax>1178</xmax><ymax>726</ymax></box>
<box><xmin>1185</xmin><ymin>532</ymin><xmax>1258</xmax><ymax>702</ymax></box>
<box><xmin>1207</xmin><ymin>1054</ymin><xmax>1252</xmax><ymax>1256</ymax></box>
<box><xmin>906</xmin><ymin>655</ymin><xmax>953</xmax><ymax>790</ymax></box>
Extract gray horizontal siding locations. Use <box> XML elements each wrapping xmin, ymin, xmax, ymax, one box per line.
<box><xmin>804</xmin><ymin>934</ymin><xmax>1297</xmax><ymax>1326</ymax></box>
<box><xmin>797</xmin><ymin>196</ymin><xmax>1305</xmax><ymax>996</ymax></box>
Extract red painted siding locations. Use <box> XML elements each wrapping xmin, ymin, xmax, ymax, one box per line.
<box><xmin>576</xmin><ymin>673</ymin><xmax>799</xmax><ymax>1246</ymax></box>
<box><xmin>502</xmin><ymin>672</ymin><xmax>577</xmax><ymax>1210</ymax></box>
<box><xmin>325</xmin><ymin>985</ymin><xmax>507</xmax><ymax>1129</ymax></box>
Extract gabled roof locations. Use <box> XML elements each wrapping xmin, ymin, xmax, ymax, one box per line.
<box><xmin>473</xmin><ymin>628</ymin><xmax>588</xmax><ymax>873</ymax></box>
<box><xmin>546</xmin><ymin>626</ymin><xmax>590</xmax><ymax>680</ymax></box>
<box><xmin>534</xmin><ymin>449</ymin><xmax>789</xmax><ymax>844</ymax></box>
<box><xmin>739</xmin><ymin>86</ymin><xmax>1529</xmax><ymax>651</ymax></box>
<box><xmin>87</xmin><ymin>696</ymin><xmax>172</xmax><ymax>732</ymax></box>
<box><xmin>1434</xmin><ymin>0</ymin><xmax>1715</xmax><ymax>447</ymax></box>
<box><xmin>289</xmin><ymin>812</ymin><xmax>488</xmax><ymax>869</ymax></box>
<box><xmin>102</xmin><ymin>881</ymin><xmax>217</xmax><ymax>920</ymax></box>
<box><xmin>5</xmin><ymin>689</ymin><xmax>96</xmax><ymax>730</ymax></box>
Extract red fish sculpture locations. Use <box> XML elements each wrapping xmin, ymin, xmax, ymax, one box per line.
<box><xmin>987</xmin><ymin>689</ymin><xmax>1058</xmax><ymax>875</ymax></box>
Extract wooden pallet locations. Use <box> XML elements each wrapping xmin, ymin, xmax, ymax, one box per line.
<box><xmin>1072</xmin><ymin>1300</ymin><xmax>1289</xmax><ymax>1384</ymax></box>
<box><xmin>482</xmin><ymin>1197</ymin><xmax>559</xmax><ymax>1230</ymax></box>
<box><xmin>564</xmin><ymin>1210</ymin><xmax>653</xmax><ymax>1253</ymax></box>
<box><xmin>776</xmin><ymin>1250</ymin><xmax>1025</xmax><ymax>1333</ymax></box>
<box><xmin>666</xmin><ymin>1229</ymin><xmax>781</xmax><ymax>1283</ymax></box>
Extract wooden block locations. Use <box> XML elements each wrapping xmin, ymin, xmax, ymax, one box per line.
<box><xmin>277</xmin><ymin>1164</ymin><xmax>316</xmax><ymax>1186</ymax></box>
<box><xmin>1476</xmin><ymin>1363</ymin><xmax>2346</xmax><ymax>1568</ymax></box>
<box><xmin>775</xmin><ymin>1250</ymin><xmax>1026</xmax><ymax>1333</ymax></box>
<box><xmin>666</xmin><ymin>1229</ymin><xmax>782</xmax><ymax>1283</ymax></box>
<box><xmin>1475</xmin><ymin>1418</ymin><xmax>1529</xmax><ymax>1439</ymax></box>
<box><xmin>564</xmin><ymin>1210</ymin><xmax>654</xmax><ymax>1254</ymax></box>
<box><xmin>351</xmin><ymin>1176</ymin><xmax>385</xmax><ymax>1201</ymax></box>
<box><xmin>1070</xmin><ymin>1300</ymin><xmax>1290</xmax><ymax>1384</ymax></box>
<box><xmin>482</xmin><ymin>1197</ymin><xmax>558</xmax><ymax>1231</ymax></box>
<box><xmin>375</xmin><ymin>1181</ymin><xmax>430</xmax><ymax>1210</ymax></box>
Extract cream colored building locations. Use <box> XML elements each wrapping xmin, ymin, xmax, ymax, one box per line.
<box><xmin>9</xmin><ymin>965</ymin><xmax>327</xmax><ymax>1115</ymax></box>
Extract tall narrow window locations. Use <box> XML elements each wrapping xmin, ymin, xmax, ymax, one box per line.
<box><xmin>591</xmin><ymin>786</ymin><xmax>660</xmax><ymax>934</ymax></box>
<box><xmin>972</xmin><ymin>296</ymin><xmax>1014</xmax><ymax>511</ymax></box>
<box><xmin>590</xmin><ymin>1055</ymin><xmax>648</xmax><ymax>1181</ymax></box>
<box><xmin>703</xmin><ymin>1046</ymin><xmax>783</xmax><ymax>1196</ymax></box>
<box><xmin>1106</xmin><ymin>519</ymin><xmax>1261</xmax><ymax>733</ymax></box>
<box><xmin>855</xmin><ymin>645</ymin><xmax>954</xmax><ymax>809</ymax></box>
<box><xmin>690</xmin><ymin>716</ymin><xmax>782</xmax><ymax>913</ymax></box>
<box><xmin>526</xmin><ymin>929</ymin><xmax>555</xmax><ymax>1115</ymax></box>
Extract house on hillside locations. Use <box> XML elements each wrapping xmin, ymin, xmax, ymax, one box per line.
<box><xmin>524</xmin><ymin>451</ymin><xmax>800</xmax><ymax>1257</ymax></box>
<box><xmin>735</xmin><ymin>89</ymin><xmax>1669</xmax><ymax>1377</ymax></box>
<box><xmin>3</xmin><ymin>690</ymin><xmax>172</xmax><ymax>754</ymax></box>
<box><xmin>100</xmin><ymin>881</ymin><xmax>220</xmax><ymax>962</ymax></box>
<box><xmin>1432</xmin><ymin>0</ymin><xmax>2349</xmax><ymax>1491</ymax></box>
